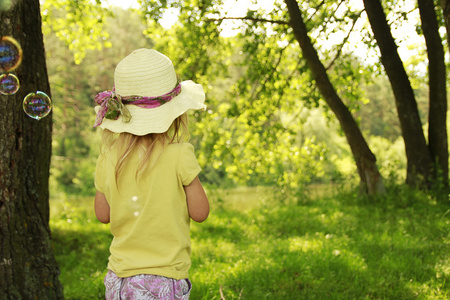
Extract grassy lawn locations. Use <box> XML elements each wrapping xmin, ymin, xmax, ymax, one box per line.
<box><xmin>50</xmin><ymin>186</ymin><xmax>449</xmax><ymax>299</ymax></box>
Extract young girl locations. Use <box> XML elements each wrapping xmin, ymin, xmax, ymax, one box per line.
<box><xmin>93</xmin><ymin>49</ymin><xmax>209</xmax><ymax>300</ymax></box>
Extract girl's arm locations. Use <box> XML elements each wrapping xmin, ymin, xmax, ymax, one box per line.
<box><xmin>95</xmin><ymin>190</ymin><xmax>110</xmax><ymax>224</ymax></box>
<box><xmin>184</xmin><ymin>176</ymin><xmax>209</xmax><ymax>223</ymax></box>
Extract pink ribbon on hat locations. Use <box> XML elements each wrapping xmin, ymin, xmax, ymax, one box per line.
<box><xmin>94</xmin><ymin>83</ymin><xmax>182</xmax><ymax>127</ymax></box>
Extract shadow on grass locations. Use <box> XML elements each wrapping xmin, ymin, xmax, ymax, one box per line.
<box><xmin>51</xmin><ymin>217</ymin><xmax>111</xmax><ymax>300</ymax></box>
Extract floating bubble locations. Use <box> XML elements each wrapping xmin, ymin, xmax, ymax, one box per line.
<box><xmin>0</xmin><ymin>36</ymin><xmax>22</xmax><ymax>72</ymax></box>
<box><xmin>23</xmin><ymin>91</ymin><xmax>52</xmax><ymax>120</ymax></box>
<box><xmin>0</xmin><ymin>73</ymin><xmax>19</xmax><ymax>95</ymax></box>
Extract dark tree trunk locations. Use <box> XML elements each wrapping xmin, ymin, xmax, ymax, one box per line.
<box><xmin>284</xmin><ymin>0</ymin><xmax>385</xmax><ymax>195</ymax></box>
<box><xmin>0</xmin><ymin>0</ymin><xmax>64</xmax><ymax>298</ymax></box>
<box><xmin>362</xmin><ymin>0</ymin><xmax>434</xmax><ymax>187</ymax></box>
<box><xmin>418</xmin><ymin>0</ymin><xmax>448</xmax><ymax>187</ymax></box>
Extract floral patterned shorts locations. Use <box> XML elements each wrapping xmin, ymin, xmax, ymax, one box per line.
<box><xmin>104</xmin><ymin>270</ymin><xmax>191</xmax><ymax>300</ymax></box>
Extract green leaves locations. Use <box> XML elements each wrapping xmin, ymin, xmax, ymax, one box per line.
<box><xmin>135</xmin><ymin>0</ymin><xmax>359</xmax><ymax>189</ymax></box>
<box><xmin>41</xmin><ymin>0</ymin><xmax>440</xmax><ymax>191</ymax></box>
<box><xmin>42</xmin><ymin>0</ymin><xmax>112</xmax><ymax>64</ymax></box>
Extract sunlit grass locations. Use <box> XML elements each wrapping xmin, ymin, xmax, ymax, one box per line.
<box><xmin>50</xmin><ymin>186</ymin><xmax>449</xmax><ymax>299</ymax></box>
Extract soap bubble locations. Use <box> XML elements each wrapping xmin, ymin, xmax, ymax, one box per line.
<box><xmin>0</xmin><ymin>36</ymin><xmax>22</xmax><ymax>72</ymax></box>
<box><xmin>0</xmin><ymin>73</ymin><xmax>19</xmax><ymax>95</ymax></box>
<box><xmin>23</xmin><ymin>91</ymin><xmax>52</xmax><ymax>120</ymax></box>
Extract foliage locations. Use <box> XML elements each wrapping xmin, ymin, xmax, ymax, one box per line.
<box><xmin>368</xmin><ymin>135</ymin><xmax>407</xmax><ymax>183</ymax></box>
<box><xmin>42</xmin><ymin>2</ymin><xmax>441</xmax><ymax>195</ymax></box>
<box><xmin>134</xmin><ymin>0</ymin><xmax>391</xmax><ymax>190</ymax></box>
<box><xmin>41</xmin><ymin>0</ymin><xmax>113</xmax><ymax>64</ymax></box>
<box><xmin>136</xmin><ymin>0</ymin><xmax>381</xmax><ymax>190</ymax></box>
<box><xmin>51</xmin><ymin>186</ymin><xmax>450</xmax><ymax>299</ymax></box>
<box><xmin>143</xmin><ymin>0</ymin><xmax>450</xmax><ymax>190</ymax></box>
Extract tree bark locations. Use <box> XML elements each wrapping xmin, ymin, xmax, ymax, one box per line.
<box><xmin>0</xmin><ymin>0</ymin><xmax>64</xmax><ymax>298</ymax></box>
<box><xmin>362</xmin><ymin>0</ymin><xmax>434</xmax><ymax>187</ymax></box>
<box><xmin>418</xmin><ymin>0</ymin><xmax>448</xmax><ymax>187</ymax></box>
<box><xmin>284</xmin><ymin>0</ymin><xmax>385</xmax><ymax>195</ymax></box>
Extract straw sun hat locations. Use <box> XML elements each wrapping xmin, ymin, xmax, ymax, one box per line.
<box><xmin>94</xmin><ymin>49</ymin><xmax>206</xmax><ymax>135</ymax></box>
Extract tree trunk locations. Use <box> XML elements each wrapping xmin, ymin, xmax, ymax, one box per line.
<box><xmin>418</xmin><ymin>0</ymin><xmax>448</xmax><ymax>187</ymax></box>
<box><xmin>0</xmin><ymin>0</ymin><xmax>64</xmax><ymax>298</ymax></box>
<box><xmin>362</xmin><ymin>0</ymin><xmax>434</xmax><ymax>187</ymax></box>
<box><xmin>284</xmin><ymin>0</ymin><xmax>385</xmax><ymax>195</ymax></box>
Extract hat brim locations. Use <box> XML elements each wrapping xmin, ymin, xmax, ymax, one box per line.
<box><xmin>94</xmin><ymin>80</ymin><xmax>206</xmax><ymax>135</ymax></box>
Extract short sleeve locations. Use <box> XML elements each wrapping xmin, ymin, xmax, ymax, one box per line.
<box><xmin>94</xmin><ymin>153</ymin><xmax>105</xmax><ymax>193</ymax></box>
<box><xmin>178</xmin><ymin>143</ymin><xmax>202</xmax><ymax>186</ymax></box>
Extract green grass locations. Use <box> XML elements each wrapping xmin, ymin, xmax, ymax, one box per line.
<box><xmin>50</xmin><ymin>186</ymin><xmax>450</xmax><ymax>299</ymax></box>
<box><xmin>50</xmin><ymin>198</ymin><xmax>110</xmax><ymax>298</ymax></box>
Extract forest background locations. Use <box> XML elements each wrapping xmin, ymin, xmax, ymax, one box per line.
<box><xmin>44</xmin><ymin>1</ymin><xmax>434</xmax><ymax>198</ymax></box>
<box><xmin>15</xmin><ymin>0</ymin><xmax>448</xmax><ymax>298</ymax></box>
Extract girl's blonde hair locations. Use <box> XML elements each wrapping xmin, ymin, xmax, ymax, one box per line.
<box><xmin>101</xmin><ymin>113</ymin><xmax>190</xmax><ymax>186</ymax></box>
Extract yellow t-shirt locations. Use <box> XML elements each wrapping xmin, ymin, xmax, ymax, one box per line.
<box><xmin>95</xmin><ymin>142</ymin><xmax>201</xmax><ymax>279</ymax></box>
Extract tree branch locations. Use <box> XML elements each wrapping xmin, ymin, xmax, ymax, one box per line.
<box><xmin>305</xmin><ymin>0</ymin><xmax>326</xmax><ymax>24</ymax></box>
<box><xmin>207</xmin><ymin>16</ymin><xmax>289</xmax><ymax>25</ymax></box>
<box><xmin>251</xmin><ymin>44</ymin><xmax>289</xmax><ymax>102</ymax></box>
<box><xmin>326</xmin><ymin>10</ymin><xmax>364</xmax><ymax>70</ymax></box>
<box><xmin>387</xmin><ymin>7</ymin><xmax>417</xmax><ymax>27</ymax></box>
